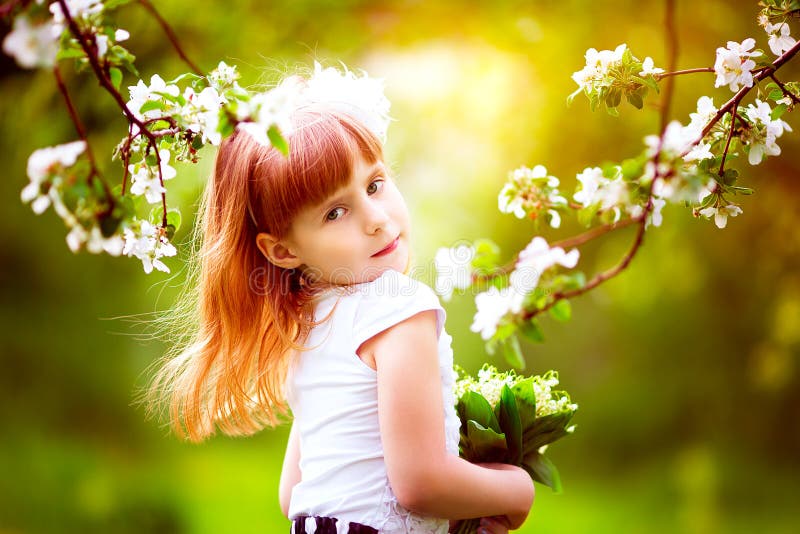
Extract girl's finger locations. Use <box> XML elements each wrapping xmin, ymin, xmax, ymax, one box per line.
<box><xmin>479</xmin><ymin>516</ymin><xmax>510</xmax><ymax>534</ymax></box>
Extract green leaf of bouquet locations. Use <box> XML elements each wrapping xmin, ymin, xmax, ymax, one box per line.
<box><xmin>495</xmin><ymin>385</ymin><xmax>523</xmax><ymax>465</ymax></box>
<box><xmin>500</xmin><ymin>334</ymin><xmax>525</xmax><ymax>369</ymax></box>
<box><xmin>522</xmin><ymin>453</ymin><xmax>563</xmax><ymax>493</ymax></box>
<box><xmin>511</xmin><ymin>377</ymin><xmax>537</xmax><ymax>431</ymax></box>
<box><xmin>522</xmin><ymin>411</ymin><xmax>575</xmax><ymax>452</ymax></box>
<box><xmin>548</xmin><ymin>299</ymin><xmax>572</xmax><ymax>322</ymax></box>
<box><xmin>518</xmin><ymin>318</ymin><xmax>544</xmax><ymax>344</ymax></box>
<box><xmin>109</xmin><ymin>67</ymin><xmax>123</xmax><ymax>91</ymax></box>
<box><xmin>268</xmin><ymin>125</ymin><xmax>290</xmax><ymax>156</ymax></box>
<box><xmin>466</xmin><ymin>420</ymin><xmax>508</xmax><ymax>463</ymax></box>
<box><xmin>459</xmin><ymin>391</ymin><xmax>502</xmax><ymax>434</ymax></box>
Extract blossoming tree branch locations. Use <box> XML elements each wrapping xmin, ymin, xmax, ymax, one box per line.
<box><xmin>3</xmin><ymin>1</ymin><xmax>799</xmax><ymax>369</ymax></box>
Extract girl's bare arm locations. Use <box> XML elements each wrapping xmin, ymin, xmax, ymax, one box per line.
<box><xmin>362</xmin><ymin>310</ymin><xmax>534</xmax><ymax>527</ymax></box>
<box><xmin>279</xmin><ymin>422</ymin><xmax>302</xmax><ymax>518</ymax></box>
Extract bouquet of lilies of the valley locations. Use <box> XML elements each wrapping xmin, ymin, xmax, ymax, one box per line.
<box><xmin>452</xmin><ymin>365</ymin><xmax>577</xmax><ymax>534</ymax></box>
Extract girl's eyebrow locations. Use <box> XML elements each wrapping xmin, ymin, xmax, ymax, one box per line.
<box><xmin>316</xmin><ymin>162</ymin><xmax>385</xmax><ymax>215</ymax></box>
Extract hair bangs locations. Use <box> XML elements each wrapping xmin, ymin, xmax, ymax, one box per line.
<box><xmin>252</xmin><ymin>108</ymin><xmax>384</xmax><ymax>238</ymax></box>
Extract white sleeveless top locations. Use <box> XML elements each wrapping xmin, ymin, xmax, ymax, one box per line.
<box><xmin>286</xmin><ymin>269</ymin><xmax>461</xmax><ymax>534</ymax></box>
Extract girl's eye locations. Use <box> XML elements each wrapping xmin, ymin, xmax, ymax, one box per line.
<box><xmin>326</xmin><ymin>207</ymin><xmax>345</xmax><ymax>221</ymax></box>
<box><xmin>367</xmin><ymin>178</ymin><xmax>384</xmax><ymax>195</ymax></box>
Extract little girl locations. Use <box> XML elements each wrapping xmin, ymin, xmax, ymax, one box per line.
<box><xmin>145</xmin><ymin>64</ymin><xmax>534</xmax><ymax>534</ymax></box>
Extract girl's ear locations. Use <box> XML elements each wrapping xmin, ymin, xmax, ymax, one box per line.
<box><xmin>255</xmin><ymin>232</ymin><xmax>303</xmax><ymax>269</ymax></box>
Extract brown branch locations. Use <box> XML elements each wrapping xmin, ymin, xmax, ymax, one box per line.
<box><xmin>655</xmin><ymin>67</ymin><xmax>714</xmax><ymax>79</ymax></box>
<box><xmin>718</xmin><ymin>100</ymin><xmax>738</xmax><ymax>176</ymax></box>
<box><xmin>525</xmin><ymin>0</ymin><xmax>679</xmax><ymax>320</ymax></box>
<box><xmin>768</xmin><ymin>72</ymin><xmax>800</xmax><ymax>104</ymax></box>
<box><xmin>138</xmin><ymin>0</ymin><xmax>203</xmax><ymax>75</ymax></box>
<box><xmin>53</xmin><ymin>64</ymin><xmax>118</xmax><ymax>215</ymax></box>
<box><xmin>551</xmin><ymin>217</ymin><xmax>639</xmax><ymax>250</ymax></box>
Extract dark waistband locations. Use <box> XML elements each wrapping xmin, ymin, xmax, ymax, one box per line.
<box><xmin>291</xmin><ymin>515</ymin><xmax>378</xmax><ymax>534</ymax></box>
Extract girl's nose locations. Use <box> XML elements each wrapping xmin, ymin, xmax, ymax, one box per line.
<box><xmin>364</xmin><ymin>200</ymin><xmax>390</xmax><ymax>234</ymax></box>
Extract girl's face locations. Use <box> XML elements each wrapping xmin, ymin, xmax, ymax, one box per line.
<box><xmin>259</xmin><ymin>154</ymin><xmax>411</xmax><ymax>287</ymax></box>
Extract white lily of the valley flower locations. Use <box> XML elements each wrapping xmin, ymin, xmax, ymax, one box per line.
<box><xmin>699</xmin><ymin>204</ymin><xmax>743</xmax><ymax>229</ymax></box>
<box><xmin>639</xmin><ymin>57</ymin><xmax>664</xmax><ymax>76</ymax></box>
<box><xmin>434</xmin><ymin>245</ymin><xmax>475</xmax><ymax>302</ymax></box>
<box><xmin>714</xmin><ymin>38</ymin><xmax>761</xmax><ymax>92</ymax></box>
<box><xmin>2</xmin><ymin>15</ymin><xmax>59</xmax><ymax>69</ymax></box>
<box><xmin>470</xmin><ymin>286</ymin><xmax>515</xmax><ymax>340</ymax></box>
<box><xmin>765</xmin><ymin>22</ymin><xmax>796</xmax><ymax>56</ymax></box>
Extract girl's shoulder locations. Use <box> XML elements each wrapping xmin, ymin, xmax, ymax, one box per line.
<box><xmin>349</xmin><ymin>269</ymin><xmax>446</xmax><ymax>344</ymax></box>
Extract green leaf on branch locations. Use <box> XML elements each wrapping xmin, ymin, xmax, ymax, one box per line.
<box><xmin>166</xmin><ymin>209</ymin><xmax>182</xmax><ymax>233</ymax></box>
<box><xmin>771</xmin><ymin>103</ymin><xmax>788</xmax><ymax>120</ymax></box>
<box><xmin>548</xmin><ymin>299</ymin><xmax>572</xmax><ymax>322</ymax></box>
<box><xmin>518</xmin><ymin>318</ymin><xmax>545</xmax><ymax>344</ymax></box>
<box><xmin>139</xmin><ymin>100</ymin><xmax>166</xmax><ymax>114</ymax></box>
<box><xmin>500</xmin><ymin>334</ymin><xmax>525</xmax><ymax>369</ymax></box>
<box><xmin>268</xmin><ymin>125</ymin><xmax>289</xmax><ymax>156</ymax></box>
<box><xmin>605</xmin><ymin>88</ymin><xmax>622</xmax><ymax>109</ymax></box>
<box><xmin>109</xmin><ymin>67</ymin><xmax>123</xmax><ymax>91</ymax></box>
<box><xmin>626</xmin><ymin>92</ymin><xmax>643</xmax><ymax>109</ymax></box>
<box><xmin>56</xmin><ymin>48</ymin><xmax>85</xmax><ymax>61</ymax></box>
<box><xmin>722</xmin><ymin>168</ymin><xmax>739</xmax><ymax>186</ymax></box>
<box><xmin>472</xmin><ymin>238</ymin><xmax>502</xmax><ymax>272</ymax></box>
<box><xmin>577</xmin><ymin>204</ymin><xmax>599</xmax><ymax>227</ymax></box>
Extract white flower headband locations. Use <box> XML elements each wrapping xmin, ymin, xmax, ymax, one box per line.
<box><xmin>240</xmin><ymin>60</ymin><xmax>393</xmax><ymax>146</ymax></box>
<box><xmin>295</xmin><ymin>61</ymin><xmax>393</xmax><ymax>143</ymax></box>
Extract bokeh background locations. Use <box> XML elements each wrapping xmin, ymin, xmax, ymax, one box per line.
<box><xmin>1</xmin><ymin>0</ymin><xmax>799</xmax><ymax>532</ymax></box>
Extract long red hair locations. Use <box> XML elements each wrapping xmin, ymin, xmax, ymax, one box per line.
<box><xmin>141</xmin><ymin>106</ymin><xmax>389</xmax><ymax>442</ymax></box>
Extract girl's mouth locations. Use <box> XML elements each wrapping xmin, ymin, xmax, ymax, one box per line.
<box><xmin>372</xmin><ymin>236</ymin><xmax>399</xmax><ymax>257</ymax></box>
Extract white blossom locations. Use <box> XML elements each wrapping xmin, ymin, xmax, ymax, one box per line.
<box><xmin>470</xmin><ymin>286</ymin><xmax>515</xmax><ymax>340</ymax></box>
<box><xmin>2</xmin><ymin>15</ymin><xmax>59</xmax><ymax>69</ymax></box>
<box><xmin>569</xmin><ymin>43</ymin><xmax>628</xmax><ymax>100</ymax></box>
<box><xmin>714</xmin><ymin>38</ymin><xmax>762</xmax><ymax>92</ymax></box>
<box><xmin>686</xmin><ymin>96</ymin><xmax>718</xmax><ymax>136</ymax></box>
<box><xmin>742</xmin><ymin>99</ymin><xmax>793</xmax><ymax>165</ymax></box>
<box><xmin>699</xmin><ymin>204</ymin><xmax>743</xmax><ymax>229</ymax></box>
<box><xmin>509</xmin><ymin>237</ymin><xmax>579</xmax><ymax>313</ymax></box>
<box><xmin>95</xmin><ymin>28</ymin><xmax>129</xmax><ymax>58</ymax></box>
<box><xmin>764</xmin><ymin>22</ymin><xmax>796</xmax><ymax>57</ymax></box>
<box><xmin>498</xmin><ymin>165</ymin><xmax>565</xmax><ymax>224</ymax></box>
<box><xmin>122</xmin><ymin>219</ymin><xmax>177</xmax><ymax>274</ymax></box>
<box><xmin>639</xmin><ymin>56</ymin><xmax>664</xmax><ymax>76</ymax></box>
<box><xmin>180</xmin><ymin>86</ymin><xmax>225</xmax><ymax>145</ymax></box>
<box><xmin>128</xmin><ymin>149</ymin><xmax>176</xmax><ymax>204</ymax></box>
<box><xmin>126</xmin><ymin>74</ymin><xmax>180</xmax><ymax>120</ymax></box>
<box><xmin>434</xmin><ymin>245</ymin><xmax>475</xmax><ymax>302</ymax></box>
<box><xmin>647</xmin><ymin>197</ymin><xmax>666</xmax><ymax>228</ymax></box>
<box><xmin>66</xmin><ymin>223</ymin><xmax>125</xmax><ymax>255</ymax></box>
<box><xmin>573</xmin><ymin>166</ymin><xmax>628</xmax><ymax>215</ymax></box>
<box><xmin>21</xmin><ymin>141</ymin><xmax>86</xmax><ymax>214</ymax></box>
<box><xmin>207</xmin><ymin>61</ymin><xmax>240</xmax><ymax>90</ymax></box>
<box><xmin>237</xmin><ymin>81</ymin><xmax>297</xmax><ymax>146</ymax></box>
<box><xmin>683</xmin><ymin>141</ymin><xmax>714</xmax><ymax>162</ymax></box>
<box><xmin>645</xmin><ymin>120</ymin><xmax>697</xmax><ymax>159</ymax></box>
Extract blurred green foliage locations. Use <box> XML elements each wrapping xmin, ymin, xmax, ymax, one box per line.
<box><xmin>1</xmin><ymin>0</ymin><xmax>798</xmax><ymax>532</ymax></box>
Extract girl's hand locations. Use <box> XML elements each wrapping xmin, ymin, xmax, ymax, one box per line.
<box><xmin>474</xmin><ymin>463</ymin><xmax>534</xmax><ymax>530</ymax></box>
<box><xmin>449</xmin><ymin>517</ymin><xmax>511</xmax><ymax>534</ymax></box>
<box><xmin>478</xmin><ymin>516</ymin><xmax>512</xmax><ymax>534</ymax></box>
